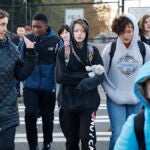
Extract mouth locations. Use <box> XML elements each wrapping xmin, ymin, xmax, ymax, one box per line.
<box><xmin>0</xmin><ymin>33</ymin><xmax>6</xmax><ymax>37</ymax></box>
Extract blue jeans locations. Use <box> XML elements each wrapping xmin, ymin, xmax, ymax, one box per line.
<box><xmin>106</xmin><ymin>95</ymin><xmax>142</xmax><ymax>150</ymax></box>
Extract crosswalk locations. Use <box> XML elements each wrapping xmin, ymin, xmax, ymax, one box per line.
<box><xmin>16</xmin><ymin>103</ymin><xmax>111</xmax><ymax>143</ymax></box>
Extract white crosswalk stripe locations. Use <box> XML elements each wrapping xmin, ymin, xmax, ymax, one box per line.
<box><xmin>15</xmin><ymin>132</ymin><xmax>111</xmax><ymax>142</ymax></box>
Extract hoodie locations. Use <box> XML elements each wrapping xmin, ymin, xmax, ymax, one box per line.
<box><xmin>102</xmin><ymin>14</ymin><xmax>150</xmax><ymax>105</ymax></box>
<box><xmin>56</xmin><ymin>18</ymin><xmax>104</xmax><ymax>111</ymax></box>
<box><xmin>114</xmin><ymin>61</ymin><xmax>150</xmax><ymax>150</ymax></box>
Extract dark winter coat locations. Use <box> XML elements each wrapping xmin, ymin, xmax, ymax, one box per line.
<box><xmin>56</xmin><ymin>19</ymin><xmax>104</xmax><ymax>111</ymax></box>
<box><xmin>19</xmin><ymin>28</ymin><xmax>63</xmax><ymax>91</ymax></box>
<box><xmin>0</xmin><ymin>36</ymin><xmax>37</xmax><ymax>132</ymax></box>
<box><xmin>11</xmin><ymin>36</ymin><xmax>20</xmax><ymax>46</ymax></box>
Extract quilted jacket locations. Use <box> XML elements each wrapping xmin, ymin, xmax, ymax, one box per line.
<box><xmin>0</xmin><ymin>36</ymin><xmax>37</xmax><ymax>132</ymax></box>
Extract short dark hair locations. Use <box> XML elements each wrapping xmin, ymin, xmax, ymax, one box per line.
<box><xmin>0</xmin><ymin>9</ymin><xmax>9</xmax><ymax>19</ymax></box>
<box><xmin>58</xmin><ymin>24</ymin><xmax>70</xmax><ymax>37</ymax></box>
<box><xmin>32</xmin><ymin>12</ymin><xmax>48</xmax><ymax>24</ymax></box>
<box><xmin>111</xmin><ymin>16</ymin><xmax>133</xmax><ymax>35</ymax></box>
<box><xmin>17</xmin><ymin>24</ymin><xmax>25</xmax><ymax>28</ymax></box>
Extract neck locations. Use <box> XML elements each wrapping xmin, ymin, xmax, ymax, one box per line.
<box><xmin>77</xmin><ymin>42</ymin><xmax>83</xmax><ymax>48</ymax></box>
<box><xmin>124</xmin><ymin>43</ymin><xmax>130</xmax><ymax>48</ymax></box>
<box><xmin>144</xmin><ymin>32</ymin><xmax>150</xmax><ymax>39</ymax></box>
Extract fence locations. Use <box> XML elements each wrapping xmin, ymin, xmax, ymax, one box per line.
<box><xmin>2</xmin><ymin>1</ymin><xmax>119</xmax><ymax>38</ymax></box>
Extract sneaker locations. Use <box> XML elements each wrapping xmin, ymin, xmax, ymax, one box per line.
<box><xmin>42</xmin><ymin>143</ymin><xmax>51</xmax><ymax>150</ymax></box>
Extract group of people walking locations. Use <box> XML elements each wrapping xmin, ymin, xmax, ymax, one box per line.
<box><xmin>0</xmin><ymin>7</ymin><xmax>150</xmax><ymax>150</ymax></box>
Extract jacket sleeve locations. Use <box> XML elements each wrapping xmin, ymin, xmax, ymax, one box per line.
<box><xmin>114</xmin><ymin>114</ymin><xmax>139</xmax><ymax>150</ymax></box>
<box><xmin>14</xmin><ymin>47</ymin><xmax>37</xmax><ymax>81</ymax></box>
<box><xmin>75</xmin><ymin>46</ymin><xmax>104</xmax><ymax>94</ymax></box>
<box><xmin>56</xmin><ymin>47</ymin><xmax>88</xmax><ymax>85</ymax></box>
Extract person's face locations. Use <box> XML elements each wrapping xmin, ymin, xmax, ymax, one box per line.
<box><xmin>17</xmin><ymin>27</ymin><xmax>25</xmax><ymax>38</ymax></box>
<box><xmin>119</xmin><ymin>23</ymin><xmax>134</xmax><ymax>45</ymax></box>
<box><xmin>32</xmin><ymin>20</ymin><xmax>48</xmax><ymax>37</ymax></box>
<box><xmin>73</xmin><ymin>23</ymin><xmax>86</xmax><ymax>43</ymax></box>
<box><xmin>145</xmin><ymin>79</ymin><xmax>150</xmax><ymax>99</ymax></box>
<box><xmin>0</xmin><ymin>17</ymin><xmax>8</xmax><ymax>40</ymax></box>
<box><xmin>60</xmin><ymin>29</ymin><xmax>69</xmax><ymax>43</ymax></box>
<box><xmin>144</xmin><ymin>17</ymin><xmax>150</xmax><ymax>33</ymax></box>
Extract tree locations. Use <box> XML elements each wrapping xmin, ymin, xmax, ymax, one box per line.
<box><xmin>0</xmin><ymin>0</ymin><xmax>42</xmax><ymax>33</ymax></box>
<box><xmin>38</xmin><ymin>0</ymin><xmax>101</xmax><ymax>37</ymax></box>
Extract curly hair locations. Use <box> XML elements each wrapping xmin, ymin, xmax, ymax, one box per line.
<box><xmin>111</xmin><ymin>15</ymin><xmax>133</xmax><ymax>35</ymax></box>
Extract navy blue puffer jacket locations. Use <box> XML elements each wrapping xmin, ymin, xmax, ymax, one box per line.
<box><xmin>0</xmin><ymin>36</ymin><xmax>37</xmax><ymax>132</ymax></box>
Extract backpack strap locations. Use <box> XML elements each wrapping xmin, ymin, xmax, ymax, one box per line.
<box><xmin>134</xmin><ymin>110</ymin><xmax>145</xmax><ymax>150</ymax></box>
<box><xmin>64</xmin><ymin>43</ymin><xmax>71</xmax><ymax>66</ymax></box>
<box><xmin>108</xmin><ymin>40</ymin><xmax>146</xmax><ymax>74</ymax></box>
<box><xmin>138</xmin><ymin>41</ymin><xmax>146</xmax><ymax>64</ymax></box>
<box><xmin>64</xmin><ymin>43</ymin><xmax>94</xmax><ymax>67</ymax></box>
<box><xmin>108</xmin><ymin>41</ymin><xmax>116</xmax><ymax>74</ymax></box>
<box><xmin>87</xmin><ymin>44</ymin><xmax>94</xmax><ymax>65</ymax></box>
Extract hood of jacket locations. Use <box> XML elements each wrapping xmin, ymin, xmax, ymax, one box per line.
<box><xmin>29</xmin><ymin>26</ymin><xmax>56</xmax><ymax>41</ymax></box>
<box><xmin>117</xmin><ymin>13</ymin><xmax>139</xmax><ymax>48</ymax></box>
<box><xmin>134</xmin><ymin>61</ymin><xmax>150</xmax><ymax>108</ymax></box>
<box><xmin>70</xmin><ymin>18</ymin><xmax>89</xmax><ymax>49</ymax></box>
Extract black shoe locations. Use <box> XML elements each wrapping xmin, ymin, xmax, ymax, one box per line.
<box><xmin>42</xmin><ymin>143</ymin><xmax>51</xmax><ymax>150</ymax></box>
<box><xmin>30</xmin><ymin>145</ymin><xmax>39</xmax><ymax>150</ymax></box>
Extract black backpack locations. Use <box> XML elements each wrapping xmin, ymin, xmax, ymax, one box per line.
<box><xmin>134</xmin><ymin>110</ymin><xmax>145</xmax><ymax>150</ymax></box>
<box><xmin>108</xmin><ymin>41</ymin><xmax>146</xmax><ymax>74</ymax></box>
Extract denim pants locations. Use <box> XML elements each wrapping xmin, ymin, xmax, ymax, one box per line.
<box><xmin>106</xmin><ymin>95</ymin><xmax>142</xmax><ymax>150</ymax></box>
<box><xmin>0</xmin><ymin>126</ymin><xmax>16</xmax><ymax>150</ymax></box>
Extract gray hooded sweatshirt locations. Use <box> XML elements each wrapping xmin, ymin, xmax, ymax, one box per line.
<box><xmin>101</xmin><ymin>14</ymin><xmax>150</xmax><ymax>105</ymax></box>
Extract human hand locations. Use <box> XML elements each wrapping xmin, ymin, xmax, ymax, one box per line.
<box><xmin>24</xmin><ymin>36</ymin><xmax>35</xmax><ymax>48</ymax></box>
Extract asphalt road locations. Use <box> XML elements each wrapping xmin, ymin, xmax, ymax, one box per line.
<box><xmin>15</xmin><ymin>86</ymin><xmax>110</xmax><ymax>150</ymax></box>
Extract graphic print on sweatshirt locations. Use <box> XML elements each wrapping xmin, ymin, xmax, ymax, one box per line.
<box><xmin>117</xmin><ymin>54</ymin><xmax>138</xmax><ymax>77</ymax></box>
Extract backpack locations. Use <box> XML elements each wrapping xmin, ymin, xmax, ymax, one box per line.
<box><xmin>64</xmin><ymin>43</ymin><xmax>94</xmax><ymax>66</ymax></box>
<box><xmin>107</xmin><ymin>41</ymin><xmax>146</xmax><ymax>74</ymax></box>
<box><xmin>134</xmin><ymin>110</ymin><xmax>145</xmax><ymax>150</ymax></box>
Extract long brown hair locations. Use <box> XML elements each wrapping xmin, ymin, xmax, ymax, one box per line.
<box><xmin>138</xmin><ymin>14</ymin><xmax>150</xmax><ymax>35</ymax></box>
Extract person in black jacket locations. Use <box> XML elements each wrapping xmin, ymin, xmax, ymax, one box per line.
<box><xmin>19</xmin><ymin>12</ymin><xmax>63</xmax><ymax>150</ymax></box>
<box><xmin>12</xmin><ymin>24</ymin><xmax>25</xmax><ymax>46</ymax></box>
<box><xmin>0</xmin><ymin>9</ymin><xmax>37</xmax><ymax>150</ymax></box>
<box><xmin>12</xmin><ymin>24</ymin><xmax>25</xmax><ymax>97</ymax></box>
<box><xmin>56</xmin><ymin>18</ymin><xmax>104</xmax><ymax>150</ymax></box>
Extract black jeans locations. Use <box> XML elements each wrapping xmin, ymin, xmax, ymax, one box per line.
<box><xmin>59</xmin><ymin>108</ymin><xmax>96</xmax><ymax>150</ymax></box>
<box><xmin>23</xmin><ymin>87</ymin><xmax>56</xmax><ymax>150</ymax></box>
<box><xmin>0</xmin><ymin>126</ymin><xmax>16</xmax><ymax>150</ymax></box>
